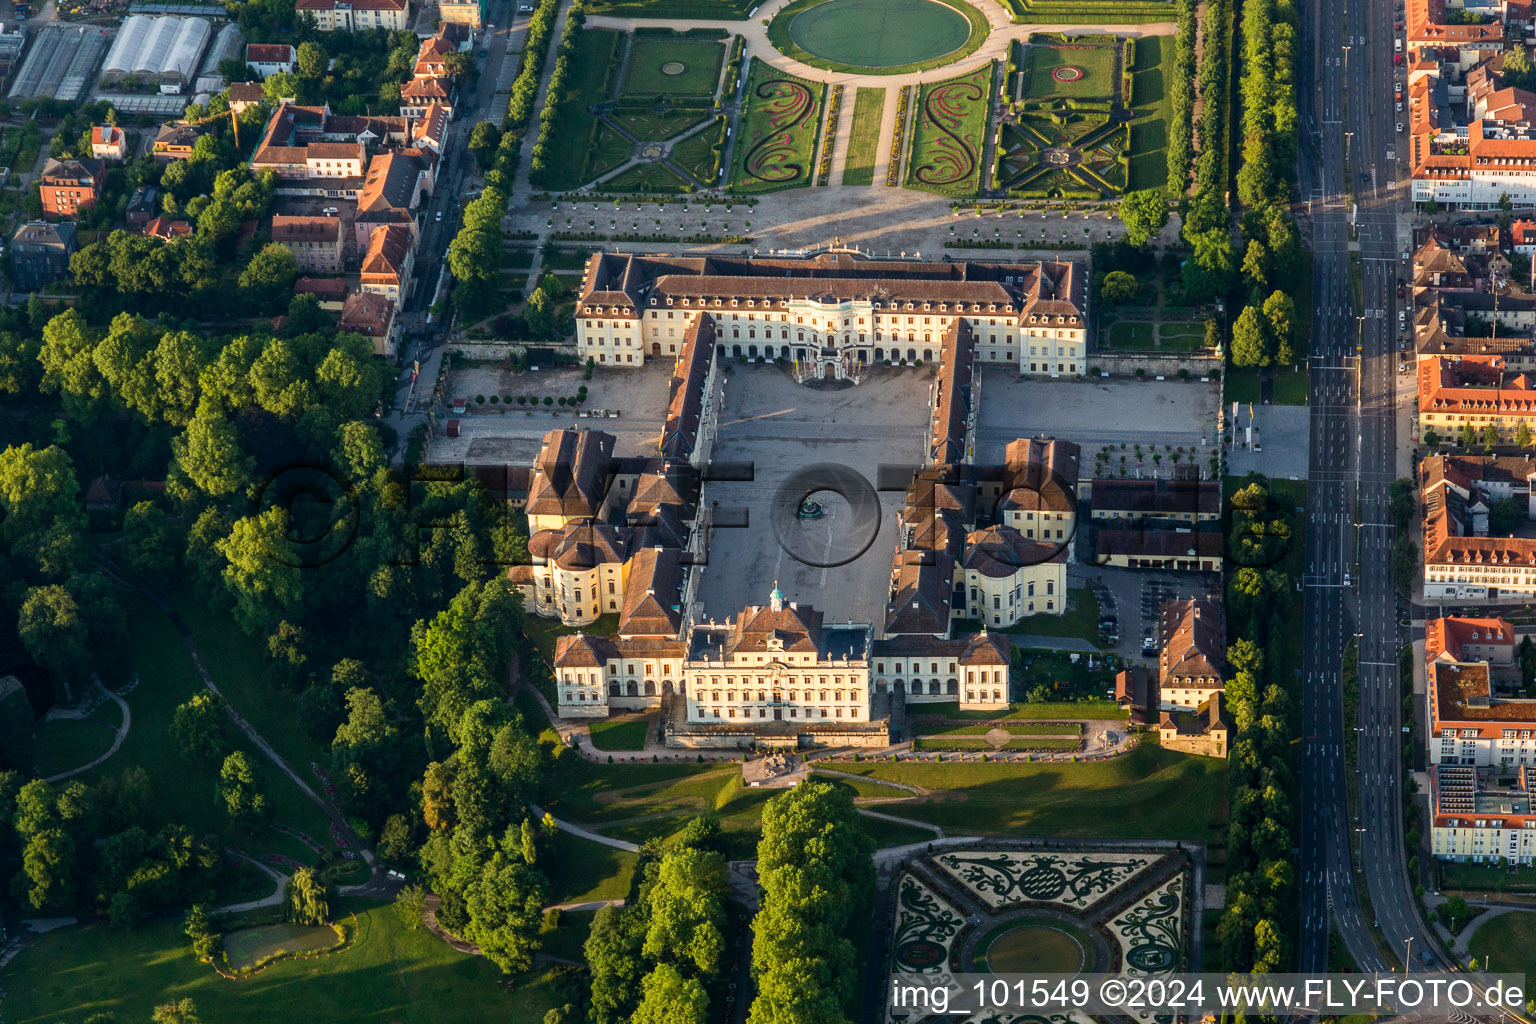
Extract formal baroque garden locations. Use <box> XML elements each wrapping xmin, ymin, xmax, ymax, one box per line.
<box><xmin>728</xmin><ymin>59</ymin><xmax>827</xmax><ymax>192</ymax></box>
<box><xmin>887</xmin><ymin>843</ymin><xmax>1193</xmax><ymax>1019</ymax></box>
<box><xmin>905</xmin><ymin>65</ymin><xmax>995</xmax><ymax>196</ymax></box>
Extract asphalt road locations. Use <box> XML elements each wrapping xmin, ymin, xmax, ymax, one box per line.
<box><xmin>1296</xmin><ymin>0</ymin><xmax>1440</xmax><ymax>996</ymax></box>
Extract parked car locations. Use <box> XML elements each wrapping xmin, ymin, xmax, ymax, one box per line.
<box><xmin>1396</xmin><ymin>122</ymin><xmax>1404</xmax><ymax>132</ymax></box>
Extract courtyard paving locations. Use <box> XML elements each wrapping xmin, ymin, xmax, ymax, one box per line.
<box><xmin>696</xmin><ymin>362</ymin><xmax>933</xmax><ymax>628</ymax></box>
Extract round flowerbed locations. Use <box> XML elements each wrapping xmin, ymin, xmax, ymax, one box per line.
<box><xmin>1052</xmin><ymin>65</ymin><xmax>1085</xmax><ymax>82</ymax></box>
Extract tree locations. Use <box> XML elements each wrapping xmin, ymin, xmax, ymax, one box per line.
<box><xmin>218</xmin><ymin>751</ymin><xmax>269</xmax><ymax>825</ymax></box>
<box><xmin>464</xmin><ymin>846</ymin><xmax>548</xmax><ymax>973</ymax></box>
<box><xmin>1118</xmin><ymin>189</ymin><xmax>1169</xmax><ymax>247</ymax></box>
<box><xmin>296</xmin><ymin>40</ymin><xmax>327</xmax><ymax>78</ymax></box>
<box><xmin>238</xmin><ymin>243</ymin><xmax>300</xmax><ymax>314</ymax></box>
<box><xmin>644</xmin><ymin>846</ymin><xmax>728</xmax><ymax>975</ymax></box>
<box><xmin>152</xmin><ymin>999</ymin><xmax>202</xmax><ymax>1024</ymax></box>
<box><xmin>394</xmin><ymin>884</ymin><xmax>428</xmax><ymax>929</ymax></box>
<box><xmin>171</xmin><ymin>692</ymin><xmax>229</xmax><ymax>763</ymax></box>
<box><xmin>1262</xmin><ymin>291</ymin><xmax>1296</xmax><ymax>365</ymax></box>
<box><xmin>1203</xmin><ymin>318</ymin><xmax>1223</xmax><ymax>351</ymax></box>
<box><xmin>1482</xmin><ymin>423</ymin><xmax>1502</xmax><ymax>451</ymax></box>
<box><xmin>587</xmin><ymin>903</ymin><xmax>647</xmax><ymax>1024</ymax></box>
<box><xmin>17</xmin><ymin>585</ymin><xmax>91</xmax><ymax>685</ymax></box>
<box><xmin>633</xmin><ymin>964</ymin><xmax>708</xmax><ymax>1024</ymax></box>
<box><xmin>287</xmin><ymin>867</ymin><xmax>330</xmax><ymax>926</ymax></box>
<box><xmin>1519</xmin><ymin>422</ymin><xmax>1534</xmax><ymax>448</ymax></box>
<box><xmin>184</xmin><ymin>903</ymin><xmax>222</xmax><ymax>961</ymax></box>
<box><xmin>1490</xmin><ymin>497</ymin><xmax>1526</xmax><ymax>536</ymax></box>
<box><xmin>412</xmin><ymin>580</ymin><xmax>524</xmax><ymax>737</ymax></box>
<box><xmin>1099</xmin><ymin>270</ymin><xmax>1138</xmax><ymax>304</ymax></box>
<box><xmin>468</xmin><ymin>121</ymin><xmax>502</xmax><ymax>169</ymax></box>
<box><xmin>1229</xmin><ymin>305</ymin><xmax>1270</xmax><ymax>368</ymax></box>
<box><xmin>216</xmin><ymin>507</ymin><xmax>306</xmax><ymax>634</ymax></box>
<box><xmin>123</xmin><ymin>501</ymin><xmax>178</xmax><ymax>575</ymax></box>
<box><xmin>174</xmin><ymin>403</ymin><xmax>255</xmax><ymax>497</ymax></box>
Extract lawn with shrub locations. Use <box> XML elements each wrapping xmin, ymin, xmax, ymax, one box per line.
<box><xmin>619</xmin><ymin>30</ymin><xmax>727</xmax><ymax>101</ymax></box>
<box><xmin>587</xmin><ymin>718</ymin><xmax>650</xmax><ymax>751</ymax></box>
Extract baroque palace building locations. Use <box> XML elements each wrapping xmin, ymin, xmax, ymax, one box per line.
<box><xmin>573</xmin><ymin>250</ymin><xmax>1090</xmax><ymax>380</ymax></box>
<box><xmin>517</xmin><ymin>251</ymin><xmax>1090</xmax><ymax>747</ymax></box>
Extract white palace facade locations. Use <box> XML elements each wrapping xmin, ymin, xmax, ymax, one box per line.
<box><xmin>573</xmin><ymin>251</ymin><xmax>1091</xmax><ymax>380</ymax></box>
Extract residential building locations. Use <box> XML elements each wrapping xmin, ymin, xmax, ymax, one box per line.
<box><xmin>245</xmin><ymin>42</ymin><xmax>295</xmax><ymax>78</ymax></box>
<box><xmin>353</xmin><ymin>149</ymin><xmax>430</xmax><ymax>249</ymax></box>
<box><xmin>1417</xmin><ymin>354</ymin><xmax>1536</xmax><ymax>443</ymax></box>
<box><xmin>574</xmin><ymin>251</ymin><xmax>1090</xmax><ymax>377</ymax></box>
<box><xmin>1157</xmin><ymin>598</ymin><xmax>1224</xmax><ymax>711</ymax></box>
<box><xmin>250</xmin><ymin>101</ymin><xmax>435</xmax><ymax>198</ymax></box>
<box><xmin>439</xmin><ymin>0</ymin><xmax>485</xmax><ymax>27</ymax></box>
<box><xmin>151</xmin><ymin>122</ymin><xmax>207</xmax><ymax>163</ymax></box>
<box><xmin>271</xmin><ymin>214</ymin><xmax>343</xmax><ymax>274</ymax></box>
<box><xmin>126</xmin><ymin>186</ymin><xmax>162</xmax><ymax>228</ymax></box>
<box><xmin>226</xmin><ymin>81</ymin><xmax>266</xmax><ymax>113</ymax></box>
<box><xmin>38</xmin><ymin>158</ymin><xmax>103</xmax><ymax>218</ymax></box>
<box><xmin>1157</xmin><ymin>692</ymin><xmax>1232</xmax><ymax>758</ymax></box>
<box><xmin>1427</xmin><ymin>614</ymin><xmax>1529</xmax><ymax>767</ymax></box>
<box><xmin>1431</xmin><ymin>764</ymin><xmax>1536</xmax><ymax>864</ymax></box>
<box><xmin>1115</xmin><ymin>665</ymin><xmax>1157</xmax><ymax>727</ymax></box>
<box><xmin>294</xmin><ymin>276</ymin><xmax>348</xmax><ymax>310</ymax></box>
<box><xmin>1513</xmin><ymin>219</ymin><xmax>1536</xmax><ymax>255</ymax></box>
<box><xmin>295</xmin><ymin>0</ymin><xmax>411</xmax><ymax>32</ymax></box>
<box><xmin>359</xmin><ymin>224</ymin><xmax>414</xmax><ymax>304</ymax></box>
<box><xmin>1093</xmin><ymin>526</ymin><xmax>1222</xmax><ymax>571</ymax></box>
<box><xmin>143</xmin><ymin>216</ymin><xmax>192</xmax><ymax>239</ymax></box>
<box><xmin>1421</xmin><ymin>454</ymin><xmax>1536</xmax><ymax>599</ymax></box>
<box><xmin>89</xmin><ymin>125</ymin><xmax>128</xmax><ymax>162</ymax></box>
<box><xmin>1089</xmin><ymin>478</ymin><xmax>1220</xmax><ymax>524</ymax></box>
<box><xmin>339</xmin><ymin>290</ymin><xmax>397</xmax><ymax>357</ymax></box>
<box><xmin>10</xmin><ymin>220</ymin><xmax>77</xmax><ymax>291</ymax></box>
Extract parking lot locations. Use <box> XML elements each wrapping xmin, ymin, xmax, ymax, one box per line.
<box><xmin>695</xmin><ymin>363</ymin><xmax>932</xmax><ymax>628</ymax></box>
<box><xmin>1080</xmin><ymin>568</ymin><xmax>1221</xmax><ymax>662</ymax></box>
<box><xmin>974</xmin><ymin>371</ymin><xmax>1221</xmax><ymax>464</ymax></box>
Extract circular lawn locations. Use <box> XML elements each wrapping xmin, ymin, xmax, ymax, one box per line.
<box><xmin>785</xmin><ymin>0</ymin><xmax>976</xmax><ymax>69</ymax></box>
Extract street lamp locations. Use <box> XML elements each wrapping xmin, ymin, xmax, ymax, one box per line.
<box><xmin>1405</xmin><ymin>935</ymin><xmax>1414</xmax><ymax>971</ymax></box>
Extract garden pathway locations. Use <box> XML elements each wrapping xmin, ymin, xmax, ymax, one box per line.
<box><xmin>42</xmin><ymin>683</ymin><xmax>131</xmax><ymax>783</ymax></box>
<box><xmin>869</xmin><ymin>84</ymin><xmax>902</xmax><ymax>185</ymax></box>
<box><xmin>215</xmin><ymin>850</ymin><xmax>289</xmax><ymax>915</ymax></box>
<box><xmin>826</xmin><ymin>83</ymin><xmax>856</xmax><ymax>182</ymax></box>
<box><xmin>528</xmin><ymin>801</ymin><xmax>641</xmax><ymax>853</ymax></box>
<box><xmin>583</xmin><ymin>0</ymin><xmax>1174</xmax><ymax>91</ymax></box>
<box><xmin>94</xmin><ymin>551</ymin><xmax>377</xmax><ymax>877</ymax></box>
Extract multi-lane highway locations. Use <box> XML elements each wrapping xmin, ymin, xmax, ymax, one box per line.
<box><xmin>1297</xmin><ymin>0</ymin><xmax>1440</xmax><ymax>987</ymax></box>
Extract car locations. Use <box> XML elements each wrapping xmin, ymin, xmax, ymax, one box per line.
<box><xmin>1395</xmin><ymin>101</ymin><xmax>1402</xmax><ymax>112</ymax></box>
<box><xmin>1395</xmin><ymin>53</ymin><xmax>1404</xmax><ymax>64</ymax></box>
<box><xmin>518</xmin><ymin>4</ymin><xmax>532</xmax><ymax>9</ymax></box>
<box><xmin>1397</xmin><ymin>122</ymin><xmax>1404</xmax><ymax>132</ymax></box>
<box><xmin>435</xmin><ymin>210</ymin><xmax>443</xmax><ymax>222</ymax></box>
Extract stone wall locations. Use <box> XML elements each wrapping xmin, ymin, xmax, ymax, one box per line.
<box><xmin>446</xmin><ymin>339</ymin><xmax>582</xmax><ymax>362</ymax></box>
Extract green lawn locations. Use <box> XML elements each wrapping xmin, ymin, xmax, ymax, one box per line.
<box><xmin>913</xmin><ymin>722</ymin><xmax>1080</xmax><ymax>737</ymax></box>
<box><xmin>611</xmin><ymin>107</ymin><xmax>713</xmax><ymax>141</ymax></box>
<box><xmin>619</xmin><ymin>32</ymin><xmax>726</xmax><ymax>101</ymax></box>
<box><xmin>729</xmin><ymin>59</ymin><xmax>825</xmax><ymax>193</ymax></box>
<box><xmin>30</xmin><ymin>702</ymin><xmax>121</xmax><ymax>778</ymax></box>
<box><xmin>1025</xmin><ymin>42</ymin><xmax>1118</xmax><ymax>99</ymax></box>
<box><xmin>1467</xmin><ymin>911</ymin><xmax>1536</xmax><ymax>983</ymax></box>
<box><xmin>587</xmin><ymin>719</ymin><xmax>650</xmax><ymax>751</ymax></box>
<box><xmin>1271</xmin><ymin>368</ymin><xmax>1309</xmax><ymax>405</ymax></box>
<box><xmin>990</xmin><ymin>584</ymin><xmax>1105</xmax><ymax>647</ymax></box>
<box><xmin>909</xmin><ymin>700</ymin><xmax>1127</xmax><ymax>721</ymax></box>
<box><xmin>906</xmin><ymin>65</ymin><xmax>993</xmax><ymax>196</ymax></box>
<box><xmin>538</xmin><ymin>909</ymin><xmax>597</xmax><ymax>963</ymax></box>
<box><xmin>500</xmin><ymin>247</ymin><xmax>536</xmax><ymax>269</ymax></box>
<box><xmin>1127</xmin><ymin>35</ymin><xmax>1174</xmax><ymax>191</ymax></box>
<box><xmin>1440</xmin><ymin>860</ymin><xmax>1536</xmax><ymax>895</ymax></box>
<box><xmin>830</xmin><ymin>741</ymin><xmax>1228</xmax><ymax>841</ymax></box>
<box><xmin>85</xmin><ymin>597</ymin><xmax>336</xmax><ymax>867</ymax></box>
<box><xmin>767</xmin><ymin>0</ymin><xmax>990</xmax><ymax>76</ymax></box>
<box><xmin>539</xmin><ymin>28</ymin><xmax>623</xmax><ymax>190</ymax></box>
<box><xmin>0</xmin><ymin>899</ymin><xmax>568</xmax><ymax>1024</ymax></box>
<box><xmin>1109</xmin><ymin>321</ymin><xmax>1155</xmax><ymax>349</ymax></box>
<box><xmin>541</xmin><ymin>830</ymin><xmax>638</xmax><ymax>904</ymax></box>
<box><xmin>841</xmin><ymin>87</ymin><xmax>886</xmax><ymax>185</ymax></box>
<box><xmin>670</xmin><ymin>117</ymin><xmax>729</xmax><ymax>186</ymax></box>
